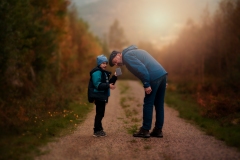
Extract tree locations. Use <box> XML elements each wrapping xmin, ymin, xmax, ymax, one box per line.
<box><xmin>108</xmin><ymin>19</ymin><xmax>128</xmax><ymax>51</ymax></box>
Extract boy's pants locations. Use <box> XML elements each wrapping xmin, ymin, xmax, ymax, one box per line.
<box><xmin>142</xmin><ymin>75</ymin><xmax>167</xmax><ymax>130</ymax></box>
<box><xmin>94</xmin><ymin>100</ymin><xmax>106</xmax><ymax>133</ymax></box>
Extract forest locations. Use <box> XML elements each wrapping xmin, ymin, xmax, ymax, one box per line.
<box><xmin>0</xmin><ymin>0</ymin><xmax>239</xmax><ymax>152</ymax></box>
<box><xmin>158</xmin><ymin>0</ymin><xmax>240</xmax><ymax>122</ymax></box>
<box><xmin>0</xmin><ymin>0</ymin><xmax>103</xmax><ymax>132</ymax></box>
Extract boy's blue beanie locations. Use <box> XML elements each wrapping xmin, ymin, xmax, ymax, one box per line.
<box><xmin>97</xmin><ymin>55</ymin><xmax>108</xmax><ymax>66</ymax></box>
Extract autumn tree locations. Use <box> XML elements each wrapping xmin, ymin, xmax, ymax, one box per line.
<box><xmin>0</xmin><ymin>0</ymin><xmax>102</xmax><ymax>130</ymax></box>
<box><xmin>158</xmin><ymin>0</ymin><xmax>240</xmax><ymax>118</ymax></box>
<box><xmin>108</xmin><ymin>19</ymin><xmax>128</xmax><ymax>51</ymax></box>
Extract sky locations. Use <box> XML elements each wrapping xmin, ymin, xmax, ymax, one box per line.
<box><xmin>71</xmin><ymin>0</ymin><xmax>99</xmax><ymax>6</ymax></box>
<box><xmin>70</xmin><ymin>0</ymin><xmax>221</xmax><ymax>48</ymax></box>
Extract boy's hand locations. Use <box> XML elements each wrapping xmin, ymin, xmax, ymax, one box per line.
<box><xmin>114</xmin><ymin>72</ymin><xmax>117</xmax><ymax>76</ymax></box>
<box><xmin>109</xmin><ymin>83</ymin><xmax>116</xmax><ymax>90</ymax></box>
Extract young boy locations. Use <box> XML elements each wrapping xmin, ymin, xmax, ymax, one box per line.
<box><xmin>88</xmin><ymin>55</ymin><xmax>117</xmax><ymax>137</ymax></box>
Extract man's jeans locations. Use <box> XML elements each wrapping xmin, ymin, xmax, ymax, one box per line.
<box><xmin>142</xmin><ymin>75</ymin><xmax>167</xmax><ymax>130</ymax></box>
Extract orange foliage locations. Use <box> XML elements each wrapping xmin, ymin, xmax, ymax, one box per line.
<box><xmin>0</xmin><ymin>0</ymin><xmax>103</xmax><ymax>129</ymax></box>
<box><xmin>17</xmin><ymin>107</ymin><xmax>29</xmax><ymax>122</ymax></box>
<box><xmin>58</xmin><ymin>11</ymin><xmax>102</xmax><ymax>82</ymax></box>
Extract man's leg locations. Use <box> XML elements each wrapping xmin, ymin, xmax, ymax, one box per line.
<box><xmin>154</xmin><ymin>76</ymin><xmax>166</xmax><ymax>130</ymax></box>
<box><xmin>142</xmin><ymin>80</ymin><xmax>160</xmax><ymax>130</ymax></box>
<box><xmin>133</xmin><ymin>79</ymin><xmax>161</xmax><ymax>138</ymax></box>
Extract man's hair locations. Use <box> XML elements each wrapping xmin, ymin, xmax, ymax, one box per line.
<box><xmin>109</xmin><ymin>51</ymin><xmax>120</xmax><ymax>67</ymax></box>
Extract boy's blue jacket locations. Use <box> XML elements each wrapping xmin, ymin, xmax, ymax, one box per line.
<box><xmin>88</xmin><ymin>66</ymin><xmax>117</xmax><ymax>103</ymax></box>
<box><xmin>122</xmin><ymin>45</ymin><xmax>167</xmax><ymax>88</ymax></box>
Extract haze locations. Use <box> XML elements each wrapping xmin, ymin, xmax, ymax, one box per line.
<box><xmin>71</xmin><ymin>0</ymin><xmax>221</xmax><ymax>48</ymax></box>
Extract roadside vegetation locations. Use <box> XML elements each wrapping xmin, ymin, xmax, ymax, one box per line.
<box><xmin>0</xmin><ymin>1</ymin><xmax>100</xmax><ymax>159</ymax></box>
<box><xmin>0</xmin><ymin>98</ymin><xmax>93</xmax><ymax>160</ymax></box>
<box><xmin>165</xmin><ymin>81</ymin><xmax>240</xmax><ymax>151</ymax></box>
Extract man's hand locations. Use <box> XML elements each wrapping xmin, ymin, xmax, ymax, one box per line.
<box><xmin>145</xmin><ymin>86</ymin><xmax>152</xmax><ymax>94</ymax></box>
<box><xmin>109</xmin><ymin>83</ymin><xmax>116</xmax><ymax>90</ymax></box>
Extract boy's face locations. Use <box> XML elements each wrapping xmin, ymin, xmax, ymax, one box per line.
<box><xmin>100</xmin><ymin>62</ymin><xmax>108</xmax><ymax>70</ymax></box>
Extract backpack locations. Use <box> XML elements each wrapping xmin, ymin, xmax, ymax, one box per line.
<box><xmin>87</xmin><ymin>77</ymin><xmax>95</xmax><ymax>103</ymax></box>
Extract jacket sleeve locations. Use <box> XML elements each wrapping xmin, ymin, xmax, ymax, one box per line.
<box><xmin>124</xmin><ymin>53</ymin><xmax>150</xmax><ymax>88</ymax></box>
<box><xmin>91</xmin><ymin>71</ymin><xmax>102</xmax><ymax>89</ymax></box>
<box><xmin>98</xmin><ymin>83</ymin><xmax>109</xmax><ymax>90</ymax></box>
<box><xmin>109</xmin><ymin>75</ymin><xmax>117</xmax><ymax>84</ymax></box>
<box><xmin>98</xmin><ymin>74</ymin><xmax>117</xmax><ymax>90</ymax></box>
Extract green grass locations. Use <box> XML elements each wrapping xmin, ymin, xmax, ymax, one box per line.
<box><xmin>126</xmin><ymin>124</ymin><xmax>138</xmax><ymax>134</ymax></box>
<box><xmin>0</xmin><ymin>99</ymin><xmax>93</xmax><ymax>160</ymax></box>
<box><xmin>165</xmin><ymin>89</ymin><xmax>240</xmax><ymax>151</ymax></box>
<box><xmin>120</xmin><ymin>97</ymin><xmax>130</xmax><ymax>108</ymax></box>
<box><xmin>125</xmin><ymin>109</ymin><xmax>133</xmax><ymax>118</ymax></box>
<box><xmin>131</xmin><ymin>117</ymin><xmax>141</xmax><ymax>122</ymax></box>
<box><xmin>143</xmin><ymin>145</ymin><xmax>151</xmax><ymax>150</ymax></box>
<box><xmin>119</xmin><ymin>81</ymin><xmax>130</xmax><ymax>94</ymax></box>
<box><xmin>119</xmin><ymin>81</ymin><xmax>141</xmax><ymax>135</ymax></box>
<box><xmin>128</xmin><ymin>139</ymin><xmax>137</xmax><ymax>143</ymax></box>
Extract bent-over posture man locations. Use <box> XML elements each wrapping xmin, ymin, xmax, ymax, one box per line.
<box><xmin>109</xmin><ymin>45</ymin><xmax>167</xmax><ymax>138</ymax></box>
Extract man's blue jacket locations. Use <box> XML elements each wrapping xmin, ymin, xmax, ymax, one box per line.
<box><xmin>122</xmin><ymin>45</ymin><xmax>167</xmax><ymax>88</ymax></box>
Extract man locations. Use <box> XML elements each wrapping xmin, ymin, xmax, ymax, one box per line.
<box><xmin>109</xmin><ymin>45</ymin><xmax>167</xmax><ymax>138</ymax></box>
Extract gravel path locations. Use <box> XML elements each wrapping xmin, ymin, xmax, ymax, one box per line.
<box><xmin>36</xmin><ymin>80</ymin><xmax>240</xmax><ymax>160</ymax></box>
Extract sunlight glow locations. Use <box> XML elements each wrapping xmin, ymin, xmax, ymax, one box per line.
<box><xmin>142</xmin><ymin>10</ymin><xmax>170</xmax><ymax>31</ymax></box>
<box><xmin>134</xmin><ymin>8</ymin><xmax>180</xmax><ymax>49</ymax></box>
<box><xmin>147</xmin><ymin>11</ymin><xmax>162</xmax><ymax>26</ymax></box>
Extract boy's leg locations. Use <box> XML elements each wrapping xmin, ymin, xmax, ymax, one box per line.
<box><xmin>94</xmin><ymin>100</ymin><xmax>106</xmax><ymax>133</ymax></box>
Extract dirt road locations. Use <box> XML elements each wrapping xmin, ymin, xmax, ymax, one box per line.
<box><xmin>36</xmin><ymin>80</ymin><xmax>240</xmax><ymax>160</ymax></box>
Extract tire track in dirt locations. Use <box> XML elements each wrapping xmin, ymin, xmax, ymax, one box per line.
<box><xmin>36</xmin><ymin>80</ymin><xmax>240</xmax><ymax>160</ymax></box>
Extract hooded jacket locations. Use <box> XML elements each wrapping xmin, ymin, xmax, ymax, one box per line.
<box><xmin>122</xmin><ymin>45</ymin><xmax>167</xmax><ymax>88</ymax></box>
<box><xmin>88</xmin><ymin>66</ymin><xmax>117</xmax><ymax>103</ymax></box>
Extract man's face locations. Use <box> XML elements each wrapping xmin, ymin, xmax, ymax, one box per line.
<box><xmin>100</xmin><ymin>62</ymin><xmax>108</xmax><ymax>70</ymax></box>
<box><xmin>112</xmin><ymin>53</ymin><xmax>123</xmax><ymax>66</ymax></box>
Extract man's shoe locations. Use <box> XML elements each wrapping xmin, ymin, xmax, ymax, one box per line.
<box><xmin>133</xmin><ymin>127</ymin><xmax>150</xmax><ymax>138</ymax></box>
<box><xmin>93</xmin><ymin>130</ymin><xmax>107</xmax><ymax>137</ymax></box>
<box><xmin>150</xmin><ymin>127</ymin><xmax>163</xmax><ymax>138</ymax></box>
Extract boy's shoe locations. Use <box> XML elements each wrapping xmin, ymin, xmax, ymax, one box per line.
<box><xmin>100</xmin><ymin>130</ymin><xmax>107</xmax><ymax>136</ymax></box>
<box><xmin>133</xmin><ymin>127</ymin><xmax>150</xmax><ymax>138</ymax></box>
<box><xmin>93</xmin><ymin>130</ymin><xmax>107</xmax><ymax>137</ymax></box>
<box><xmin>150</xmin><ymin>127</ymin><xmax>163</xmax><ymax>138</ymax></box>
